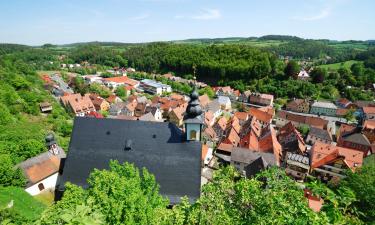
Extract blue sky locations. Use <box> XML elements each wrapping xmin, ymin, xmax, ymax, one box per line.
<box><xmin>0</xmin><ymin>0</ymin><xmax>374</xmax><ymax>45</ymax></box>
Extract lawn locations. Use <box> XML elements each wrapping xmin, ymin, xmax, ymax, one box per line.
<box><xmin>0</xmin><ymin>186</ymin><xmax>46</xmax><ymax>221</ymax></box>
<box><xmin>317</xmin><ymin>60</ymin><xmax>360</xmax><ymax>70</ymax></box>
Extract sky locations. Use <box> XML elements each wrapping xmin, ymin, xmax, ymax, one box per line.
<box><xmin>0</xmin><ymin>0</ymin><xmax>374</xmax><ymax>45</ymax></box>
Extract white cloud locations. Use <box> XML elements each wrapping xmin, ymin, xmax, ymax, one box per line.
<box><xmin>192</xmin><ymin>9</ymin><xmax>221</xmax><ymax>20</ymax></box>
<box><xmin>294</xmin><ymin>8</ymin><xmax>331</xmax><ymax>21</ymax></box>
<box><xmin>176</xmin><ymin>9</ymin><xmax>221</xmax><ymax>20</ymax></box>
<box><xmin>129</xmin><ymin>13</ymin><xmax>150</xmax><ymax>21</ymax></box>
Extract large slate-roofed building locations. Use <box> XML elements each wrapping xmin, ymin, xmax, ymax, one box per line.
<box><xmin>57</xmin><ymin>89</ymin><xmax>204</xmax><ymax>205</ymax></box>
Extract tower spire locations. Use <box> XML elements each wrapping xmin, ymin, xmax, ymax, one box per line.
<box><xmin>184</xmin><ymin>87</ymin><xmax>203</xmax><ymax>141</ymax></box>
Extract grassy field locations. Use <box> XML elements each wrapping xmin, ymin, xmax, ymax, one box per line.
<box><xmin>317</xmin><ymin>60</ymin><xmax>360</xmax><ymax>70</ymax></box>
<box><xmin>34</xmin><ymin>190</ymin><xmax>55</xmax><ymax>206</ymax></box>
<box><xmin>0</xmin><ymin>186</ymin><xmax>46</xmax><ymax>221</ymax></box>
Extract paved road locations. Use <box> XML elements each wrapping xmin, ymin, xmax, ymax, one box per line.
<box><xmin>50</xmin><ymin>73</ymin><xmax>74</xmax><ymax>94</ymax></box>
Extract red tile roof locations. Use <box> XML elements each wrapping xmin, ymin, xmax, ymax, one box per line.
<box><xmin>249</xmin><ymin>107</ymin><xmax>272</xmax><ymax>123</ymax></box>
<box><xmin>103</xmin><ymin>76</ymin><xmax>139</xmax><ymax>86</ymax></box>
<box><xmin>363</xmin><ymin>107</ymin><xmax>375</xmax><ymax>114</ymax></box>
<box><xmin>364</xmin><ymin>120</ymin><xmax>375</xmax><ymax>130</ymax></box>
<box><xmin>234</xmin><ymin>111</ymin><xmax>249</xmax><ymax>121</ymax></box>
<box><xmin>310</xmin><ymin>142</ymin><xmax>364</xmax><ymax>171</ymax></box>
<box><xmin>201</xmin><ymin>144</ymin><xmax>209</xmax><ymax>161</ymax></box>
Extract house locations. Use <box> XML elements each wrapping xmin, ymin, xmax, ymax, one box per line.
<box><xmin>198</xmin><ymin>94</ymin><xmax>210</xmax><ymax>109</ymax></box>
<box><xmin>206</xmin><ymin>100</ymin><xmax>222</xmax><ymax>119</ymax></box>
<box><xmin>217</xmin><ymin>96</ymin><xmax>231</xmax><ymax>110</ymax></box>
<box><xmin>202</xmin><ymin>126</ymin><xmax>217</xmax><ymax>142</ymax></box>
<box><xmin>238</xmin><ymin>90</ymin><xmax>251</xmax><ymax>103</ymax></box>
<box><xmin>310</xmin><ymin>142</ymin><xmax>364</xmax><ymax>182</ymax></box>
<box><xmin>276</xmin><ymin>110</ymin><xmax>328</xmax><ymax>130</ymax></box>
<box><xmin>57</xmin><ymin>89</ymin><xmax>204</xmax><ymax>205</ymax></box>
<box><xmin>249</xmin><ymin>93</ymin><xmax>274</xmax><ymax>106</ymax></box>
<box><xmin>204</xmin><ymin>110</ymin><xmax>215</xmax><ymax>127</ymax></box>
<box><xmin>363</xmin><ymin>107</ymin><xmax>375</xmax><ymax>121</ymax></box>
<box><xmin>201</xmin><ymin>144</ymin><xmax>213</xmax><ymax>167</ymax></box>
<box><xmin>18</xmin><ymin>134</ymin><xmax>65</xmax><ymax>196</ymax></box>
<box><xmin>89</xmin><ymin>95</ymin><xmax>110</xmax><ymax>112</ymax></box>
<box><xmin>168</xmin><ymin>106</ymin><xmax>185</xmax><ymax>127</ymax></box>
<box><xmin>336</xmin><ymin>98</ymin><xmax>352</xmax><ymax>109</ymax></box>
<box><xmin>248</xmin><ymin>107</ymin><xmax>273</xmax><ymax>126</ymax></box>
<box><xmin>297</xmin><ymin>70</ymin><xmax>310</xmax><ymax>81</ymax></box>
<box><xmin>60</xmin><ymin>93</ymin><xmax>95</xmax><ymax>116</ymax></box>
<box><xmin>86</xmin><ymin>111</ymin><xmax>104</xmax><ymax>119</ymax></box>
<box><xmin>310</xmin><ymin>101</ymin><xmax>337</xmax><ymax>117</ymax></box>
<box><xmin>337</xmin><ymin>129</ymin><xmax>373</xmax><ymax>156</ymax></box>
<box><xmin>215</xmin><ymin>86</ymin><xmax>233</xmax><ymax>97</ymax></box>
<box><xmin>108</xmin><ymin>102</ymin><xmax>127</xmax><ymax>116</ymax></box>
<box><xmin>230</xmin><ymin>147</ymin><xmax>277</xmax><ymax>178</ymax></box>
<box><xmin>103</xmin><ymin>76</ymin><xmax>140</xmax><ymax>89</ymax></box>
<box><xmin>82</xmin><ymin>75</ymin><xmax>103</xmax><ymax>85</ymax></box>
<box><xmin>39</xmin><ymin>102</ymin><xmax>53</xmax><ymax>113</ymax></box>
<box><xmin>140</xmin><ymin>79</ymin><xmax>172</xmax><ymax>95</ymax></box>
<box><xmin>233</xmin><ymin>111</ymin><xmax>249</xmax><ymax>126</ymax></box>
<box><xmin>145</xmin><ymin>106</ymin><xmax>163</xmax><ymax>122</ymax></box>
<box><xmin>277</xmin><ymin>122</ymin><xmax>306</xmax><ymax>154</ymax></box>
<box><xmin>213</xmin><ymin>117</ymin><xmax>228</xmax><ymax>139</ymax></box>
<box><xmin>306</xmin><ymin>127</ymin><xmax>333</xmax><ymax>145</ymax></box>
<box><xmin>106</xmin><ymin>94</ymin><xmax>123</xmax><ymax>104</ymax></box>
<box><xmin>286</xmin><ymin>99</ymin><xmax>310</xmax><ymax>113</ymax></box>
<box><xmin>134</xmin><ymin>102</ymin><xmax>148</xmax><ymax>117</ymax></box>
<box><xmin>363</xmin><ymin>120</ymin><xmax>375</xmax><ymax>144</ymax></box>
<box><xmin>284</xmin><ymin>152</ymin><xmax>310</xmax><ymax>180</ymax></box>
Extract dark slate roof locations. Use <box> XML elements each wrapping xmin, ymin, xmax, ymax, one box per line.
<box><xmin>342</xmin><ymin>133</ymin><xmax>371</xmax><ymax>146</ymax></box>
<box><xmin>58</xmin><ymin>117</ymin><xmax>202</xmax><ymax>205</ymax></box>
<box><xmin>231</xmin><ymin>147</ymin><xmax>277</xmax><ymax>166</ymax></box>
<box><xmin>308</xmin><ymin>127</ymin><xmax>332</xmax><ymax>141</ymax></box>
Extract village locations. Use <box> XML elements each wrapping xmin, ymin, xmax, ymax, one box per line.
<box><xmin>14</xmin><ymin>60</ymin><xmax>373</xmax><ymax>214</ymax></box>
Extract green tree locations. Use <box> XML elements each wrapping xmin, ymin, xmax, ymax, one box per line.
<box><xmin>340</xmin><ymin>163</ymin><xmax>375</xmax><ymax>222</ymax></box>
<box><xmin>310</xmin><ymin>67</ymin><xmax>327</xmax><ymax>83</ymax></box>
<box><xmin>284</xmin><ymin>61</ymin><xmax>300</xmax><ymax>79</ymax></box>
<box><xmin>38</xmin><ymin>161</ymin><xmax>169</xmax><ymax>224</ymax></box>
<box><xmin>0</xmin><ymin>154</ymin><xmax>26</xmax><ymax>187</ymax></box>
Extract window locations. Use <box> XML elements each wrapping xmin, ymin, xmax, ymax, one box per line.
<box><xmin>38</xmin><ymin>183</ymin><xmax>45</xmax><ymax>191</ymax></box>
<box><xmin>190</xmin><ymin>130</ymin><xmax>197</xmax><ymax>140</ymax></box>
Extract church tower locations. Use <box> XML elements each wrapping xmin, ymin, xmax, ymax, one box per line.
<box><xmin>184</xmin><ymin>88</ymin><xmax>203</xmax><ymax>141</ymax></box>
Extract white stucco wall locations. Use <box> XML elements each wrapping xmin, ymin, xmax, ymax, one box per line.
<box><xmin>25</xmin><ymin>173</ymin><xmax>58</xmax><ymax>196</ymax></box>
<box><xmin>186</xmin><ymin>123</ymin><xmax>201</xmax><ymax>141</ymax></box>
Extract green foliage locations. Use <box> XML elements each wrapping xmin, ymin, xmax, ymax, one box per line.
<box><xmin>284</xmin><ymin>60</ymin><xmax>300</xmax><ymax>79</ymax></box>
<box><xmin>115</xmin><ymin>85</ymin><xmax>127</xmax><ymax>99</ymax></box>
<box><xmin>0</xmin><ymin>186</ymin><xmax>46</xmax><ymax>224</ymax></box>
<box><xmin>310</xmin><ymin>67</ymin><xmax>327</xmax><ymax>83</ymax></box>
<box><xmin>297</xmin><ymin>124</ymin><xmax>310</xmax><ymax>137</ymax></box>
<box><xmin>198</xmin><ymin>86</ymin><xmax>215</xmax><ymax>99</ymax></box>
<box><xmin>69</xmin><ymin>44</ymin><xmax>128</xmax><ymax>67</ymax></box>
<box><xmin>38</xmin><ymin>161</ymin><xmax>169</xmax><ymax>225</ymax></box>
<box><xmin>340</xmin><ymin>163</ymin><xmax>375</xmax><ymax>222</ymax></box>
<box><xmin>0</xmin><ymin>154</ymin><xmax>26</xmax><ymax>187</ymax></box>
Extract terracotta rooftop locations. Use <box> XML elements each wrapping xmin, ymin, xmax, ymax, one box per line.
<box><xmin>201</xmin><ymin>144</ymin><xmax>209</xmax><ymax>161</ymax></box>
<box><xmin>61</xmin><ymin>93</ymin><xmax>95</xmax><ymax>114</ymax></box>
<box><xmin>234</xmin><ymin>111</ymin><xmax>249</xmax><ymax>121</ymax></box>
<box><xmin>103</xmin><ymin>76</ymin><xmax>139</xmax><ymax>86</ymax></box>
<box><xmin>217</xmin><ymin>143</ymin><xmax>234</xmax><ymax>153</ymax></box>
<box><xmin>198</xmin><ymin>94</ymin><xmax>210</xmax><ymax>108</ymax></box>
<box><xmin>310</xmin><ymin>142</ymin><xmax>364</xmax><ymax>171</ymax></box>
<box><xmin>364</xmin><ymin>120</ymin><xmax>375</xmax><ymax>130</ymax></box>
<box><xmin>363</xmin><ymin>107</ymin><xmax>375</xmax><ymax>114</ymax></box>
<box><xmin>18</xmin><ymin>150</ymin><xmax>66</xmax><ymax>187</ymax></box>
<box><xmin>249</xmin><ymin>107</ymin><xmax>272</xmax><ymax>123</ymax></box>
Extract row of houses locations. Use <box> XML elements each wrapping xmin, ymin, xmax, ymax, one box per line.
<box><xmin>286</xmin><ymin>98</ymin><xmax>375</xmax><ymax>118</ymax></box>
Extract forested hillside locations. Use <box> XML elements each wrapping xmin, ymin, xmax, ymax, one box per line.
<box><xmin>0</xmin><ymin>53</ymin><xmax>72</xmax><ymax>187</ymax></box>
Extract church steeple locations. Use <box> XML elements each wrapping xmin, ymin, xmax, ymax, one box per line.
<box><xmin>184</xmin><ymin>87</ymin><xmax>203</xmax><ymax>141</ymax></box>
